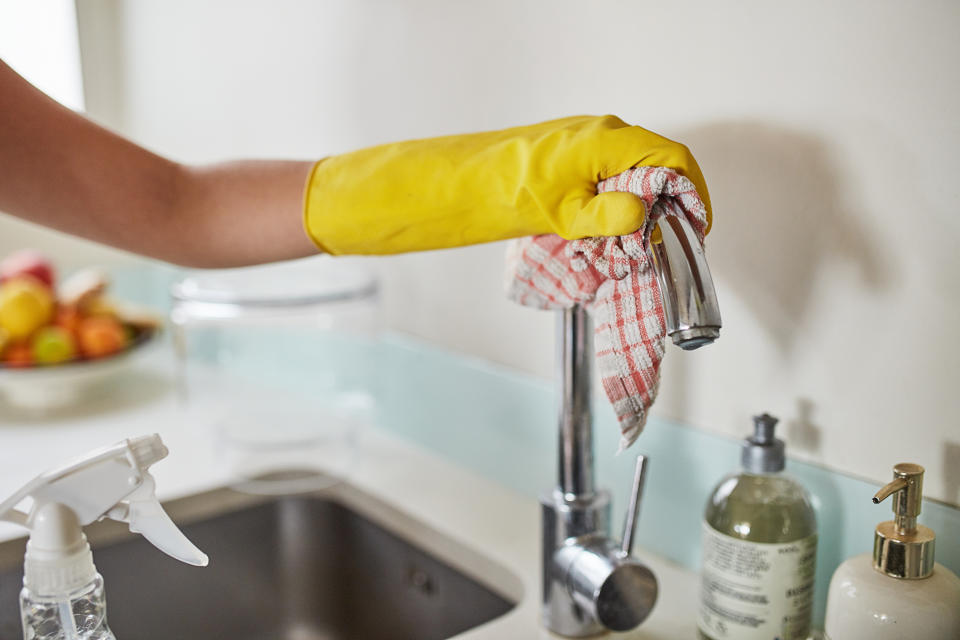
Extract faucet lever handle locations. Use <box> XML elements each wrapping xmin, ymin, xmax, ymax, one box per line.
<box><xmin>620</xmin><ymin>454</ymin><xmax>649</xmax><ymax>556</ymax></box>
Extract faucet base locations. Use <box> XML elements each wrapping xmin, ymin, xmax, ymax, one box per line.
<box><xmin>541</xmin><ymin>487</ymin><xmax>611</xmax><ymax>637</ymax></box>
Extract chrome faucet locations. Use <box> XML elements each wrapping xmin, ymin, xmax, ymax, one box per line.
<box><xmin>541</xmin><ymin>214</ymin><xmax>721</xmax><ymax>636</ymax></box>
<box><xmin>650</xmin><ymin>213</ymin><xmax>722</xmax><ymax>350</ymax></box>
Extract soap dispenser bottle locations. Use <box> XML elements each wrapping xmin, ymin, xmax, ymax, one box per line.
<box><xmin>697</xmin><ymin>413</ymin><xmax>817</xmax><ymax>640</ymax></box>
<box><xmin>824</xmin><ymin>463</ymin><xmax>960</xmax><ymax>640</ymax></box>
<box><xmin>0</xmin><ymin>434</ymin><xmax>208</xmax><ymax>639</ymax></box>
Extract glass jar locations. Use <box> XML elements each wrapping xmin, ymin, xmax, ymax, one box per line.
<box><xmin>170</xmin><ymin>256</ymin><xmax>379</xmax><ymax>494</ymax></box>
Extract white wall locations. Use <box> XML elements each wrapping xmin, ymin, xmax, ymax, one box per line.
<box><xmin>0</xmin><ymin>0</ymin><xmax>84</xmax><ymax>110</ymax></box>
<box><xmin>0</xmin><ymin>0</ymin><xmax>137</xmax><ymax>267</ymax></box>
<box><xmin>4</xmin><ymin>0</ymin><xmax>958</xmax><ymax>503</ymax></box>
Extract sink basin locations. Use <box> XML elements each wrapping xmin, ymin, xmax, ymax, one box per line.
<box><xmin>0</xmin><ymin>486</ymin><xmax>516</xmax><ymax>640</ymax></box>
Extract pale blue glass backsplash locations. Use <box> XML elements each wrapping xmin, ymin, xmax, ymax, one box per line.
<box><xmin>114</xmin><ymin>264</ymin><xmax>960</xmax><ymax>628</ymax></box>
<box><xmin>369</xmin><ymin>335</ymin><xmax>960</xmax><ymax>628</ymax></box>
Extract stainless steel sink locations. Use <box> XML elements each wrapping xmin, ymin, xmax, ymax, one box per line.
<box><xmin>0</xmin><ymin>486</ymin><xmax>516</xmax><ymax>640</ymax></box>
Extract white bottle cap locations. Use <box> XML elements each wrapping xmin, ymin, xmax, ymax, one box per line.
<box><xmin>23</xmin><ymin>503</ymin><xmax>96</xmax><ymax>595</ymax></box>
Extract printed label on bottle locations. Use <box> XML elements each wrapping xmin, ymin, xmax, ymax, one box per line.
<box><xmin>698</xmin><ymin>522</ymin><xmax>816</xmax><ymax>640</ymax></box>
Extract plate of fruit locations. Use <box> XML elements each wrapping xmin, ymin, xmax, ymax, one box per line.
<box><xmin>0</xmin><ymin>250</ymin><xmax>161</xmax><ymax>410</ymax></box>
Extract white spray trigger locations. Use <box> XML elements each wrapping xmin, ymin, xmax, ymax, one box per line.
<box><xmin>0</xmin><ymin>434</ymin><xmax>208</xmax><ymax>571</ymax></box>
<box><xmin>118</xmin><ymin>475</ymin><xmax>208</xmax><ymax>566</ymax></box>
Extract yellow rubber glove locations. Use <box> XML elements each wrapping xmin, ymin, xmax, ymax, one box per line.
<box><xmin>303</xmin><ymin>115</ymin><xmax>711</xmax><ymax>255</ymax></box>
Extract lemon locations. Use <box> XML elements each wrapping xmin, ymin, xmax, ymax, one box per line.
<box><xmin>0</xmin><ymin>277</ymin><xmax>55</xmax><ymax>340</ymax></box>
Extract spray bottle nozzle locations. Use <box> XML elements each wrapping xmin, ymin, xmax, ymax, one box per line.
<box><xmin>128</xmin><ymin>434</ymin><xmax>170</xmax><ymax>469</ymax></box>
<box><xmin>0</xmin><ymin>434</ymin><xmax>208</xmax><ymax>595</ymax></box>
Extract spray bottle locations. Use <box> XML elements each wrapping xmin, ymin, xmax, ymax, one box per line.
<box><xmin>0</xmin><ymin>434</ymin><xmax>207</xmax><ymax>639</ymax></box>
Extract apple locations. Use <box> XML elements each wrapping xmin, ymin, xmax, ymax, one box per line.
<box><xmin>31</xmin><ymin>326</ymin><xmax>78</xmax><ymax>364</ymax></box>
<box><xmin>0</xmin><ymin>250</ymin><xmax>55</xmax><ymax>289</ymax></box>
<box><xmin>0</xmin><ymin>277</ymin><xmax>55</xmax><ymax>340</ymax></box>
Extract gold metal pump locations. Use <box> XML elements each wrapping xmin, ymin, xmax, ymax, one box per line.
<box><xmin>872</xmin><ymin>463</ymin><xmax>935</xmax><ymax>579</ymax></box>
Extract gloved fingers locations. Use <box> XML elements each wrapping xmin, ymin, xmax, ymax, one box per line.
<box><xmin>587</xmin><ymin>119</ymin><xmax>713</xmax><ymax>235</ymax></box>
<box><xmin>559</xmin><ymin>191</ymin><xmax>646</xmax><ymax>240</ymax></box>
<box><xmin>621</xmin><ymin>128</ymin><xmax>712</xmax><ymax>236</ymax></box>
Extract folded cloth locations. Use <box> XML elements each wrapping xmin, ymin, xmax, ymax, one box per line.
<box><xmin>505</xmin><ymin>166</ymin><xmax>708</xmax><ymax>451</ymax></box>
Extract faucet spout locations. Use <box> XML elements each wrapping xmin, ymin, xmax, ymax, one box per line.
<box><xmin>650</xmin><ymin>214</ymin><xmax>721</xmax><ymax>350</ymax></box>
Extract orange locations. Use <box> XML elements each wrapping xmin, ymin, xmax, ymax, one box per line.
<box><xmin>77</xmin><ymin>316</ymin><xmax>127</xmax><ymax>358</ymax></box>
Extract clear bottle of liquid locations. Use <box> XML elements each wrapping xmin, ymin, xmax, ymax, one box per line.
<box><xmin>21</xmin><ymin>572</ymin><xmax>115</xmax><ymax>640</ymax></box>
<box><xmin>0</xmin><ymin>436</ymin><xmax>208</xmax><ymax>640</ymax></box>
<box><xmin>698</xmin><ymin>414</ymin><xmax>817</xmax><ymax>640</ymax></box>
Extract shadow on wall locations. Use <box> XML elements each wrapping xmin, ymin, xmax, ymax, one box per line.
<box><xmin>786</xmin><ymin>397</ymin><xmax>822</xmax><ymax>455</ymax></box>
<box><xmin>678</xmin><ymin>121</ymin><xmax>893</xmax><ymax>355</ymax></box>
<box><xmin>944</xmin><ymin>441</ymin><xmax>960</xmax><ymax>506</ymax></box>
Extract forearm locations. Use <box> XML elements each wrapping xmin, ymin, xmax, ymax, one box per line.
<box><xmin>168</xmin><ymin>160</ymin><xmax>316</xmax><ymax>267</ymax></box>
<box><xmin>0</xmin><ymin>60</ymin><xmax>317</xmax><ymax>267</ymax></box>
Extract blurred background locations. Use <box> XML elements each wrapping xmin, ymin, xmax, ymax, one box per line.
<box><xmin>0</xmin><ymin>0</ymin><xmax>957</xmax><ymax>505</ymax></box>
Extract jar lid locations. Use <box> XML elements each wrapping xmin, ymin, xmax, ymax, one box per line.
<box><xmin>171</xmin><ymin>257</ymin><xmax>377</xmax><ymax>308</ymax></box>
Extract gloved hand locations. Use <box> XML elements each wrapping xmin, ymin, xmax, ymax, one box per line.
<box><xmin>302</xmin><ymin>115</ymin><xmax>711</xmax><ymax>255</ymax></box>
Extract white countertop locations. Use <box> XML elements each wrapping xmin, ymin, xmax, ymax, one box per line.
<box><xmin>0</xmin><ymin>357</ymin><xmax>698</xmax><ymax>639</ymax></box>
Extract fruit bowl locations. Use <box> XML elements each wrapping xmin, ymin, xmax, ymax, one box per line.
<box><xmin>0</xmin><ymin>250</ymin><xmax>165</xmax><ymax>411</ymax></box>
<box><xmin>0</xmin><ymin>322</ymin><xmax>160</xmax><ymax>411</ymax></box>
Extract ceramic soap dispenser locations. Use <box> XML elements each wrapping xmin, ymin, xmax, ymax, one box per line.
<box><xmin>824</xmin><ymin>463</ymin><xmax>960</xmax><ymax>640</ymax></box>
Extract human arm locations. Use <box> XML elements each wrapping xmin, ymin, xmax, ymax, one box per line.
<box><xmin>0</xmin><ymin>59</ymin><xmax>316</xmax><ymax>268</ymax></box>
<box><xmin>0</xmin><ymin>57</ymin><xmax>711</xmax><ymax>264</ymax></box>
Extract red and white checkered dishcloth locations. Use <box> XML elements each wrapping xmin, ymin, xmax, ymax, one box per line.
<box><xmin>506</xmin><ymin>166</ymin><xmax>708</xmax><ymax>451</ymax></box>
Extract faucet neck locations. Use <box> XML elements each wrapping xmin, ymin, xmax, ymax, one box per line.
<box><xmin>557</xmin><ymin>305</ymin><xmax>595</xmax><ymax>499</ymax></box>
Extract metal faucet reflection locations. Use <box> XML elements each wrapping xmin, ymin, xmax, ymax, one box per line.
<box><xmin>541</xmin><ymin>214</ymin><xmax>721</xmax><ymax>636</ymax></box>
